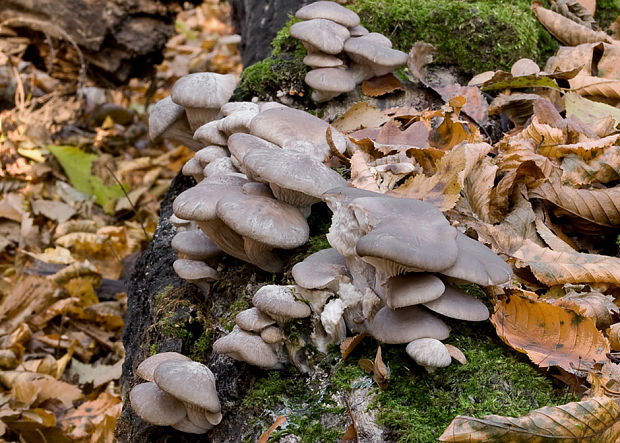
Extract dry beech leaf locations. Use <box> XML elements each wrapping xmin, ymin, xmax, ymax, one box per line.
<box><xmin>373</xmin><ymin>346</ymin><xmax>389</xmax><ymax>390</ymax></box>
<box><xmin>407</xmin><ymin>41</ymin><xmax>437</xmax><ymax>83</ymax></box>
<box><xmin>258</xmin><ymin>415</ymin><xmax>287</xmax><ymax>443</ymax></box>
<box><xmin>376</xmin><ymin>120</ymin><xmax>430</xmax><ymax>148</ymax></box>
<box><xmin>532</xmin><ymin>3</ymin><xmax>612</xmax><ymax>46</ymax></box>
<box><xmin>444</xmin><ymin>344</ymin><xmax>467</xmax><ymax>365</ymax></box>
<box><xmin>340</xmin><ymin>333</ymin><xmax>369</xmax><ymax>360</ymax></box>
<box><xmin>529</xmin><ymin>180</ymin><xmax>620</xmax><ymax>227</ymax></box>
<box><xmin>358</xmin><ymin>358</ymin><xmax>374</xmax><ymax>374</ymax></box>
<box><xmin>608</xmin><ymin>323</ymin><xmax>620</xmax><ymax>351</ymax></box>
<box><xmin>332</xmin><ymin>102</ymin><xmax>390</xmax><ymax>134</ymax></box>
<box><xmin>491</xmin><ymin>292</ymin><xmax>609</xmax><ymax>371</ymax></box>
<box><xmin>439</xmin><ymin>396</ymin><xmax>620</xmax><ymax>442</ymax></box>
<box><xmin>462</xmin><ymin>157</ymin><xmax>497</xmax><ymax>223</ymax></box>
<box><xmin>552</xmin><ymin>290</ymin><xmax>618</xmax><ymax>330</ymax></box>
<box><xmin>361</xmin><ymin>73</ymin><xmax>403</xmax><ymax>97</ymax></box>
<box><xmin>533</xmin><ymin>216</ymin><xmax>576</xmax><ymax>252</ymax></box>
<box><xmin>539</xmin><ymin>134</ymin><xmax>620</xmax><ymax>160</ymax></box>
<box><xmin>514</xmin><ymin>240</ymin><xmax>620</xmax><ymax>286</ymax></box>
<box><xmin>390</xmin><ymin>142</ymin><xmax>492</xmax><ymax>211</ymax></box>
<box><xmin>340</xmin><ymin>423</ymin><xmax>359</xmax><ymax>443</ymax></box>
<box><xmin>552</xmin><ymin>0</ymin><xmax>597</xmax><ymax>29</ymax></box>
<box><xmin>565</xmin><ymin>92</ymin><xmax>620</xmax><ymax>133</ymax></box>
<box><xmin>561</xmin><ymin>149</ymin><xmax>620</xmax><ymax>186</ymax></box>
<box><xmin>570</xmin><ymin>75</ymin><xmax>620</xmax><ymax>99</ymax></box>
<box><xmin>350</xmin><ymin>151</ymin><xmax>381</xmax><ymax>192</ymax></box>
<box><xmin>519</xmin><ymin>116</ymin><xmax>566</xmax><ymax>149</ymax></box>
<box><xmin>428</xmin><ymin>107</ymin><xmax>479</xmax><ymax>151</ymax></box>
<box><xmin>488</xmin><ymin>93</ymin><xmax>541</xmax><ymax>126</ymax></box>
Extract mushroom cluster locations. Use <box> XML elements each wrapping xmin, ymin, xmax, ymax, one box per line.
<box><xmin>129</xmin><ymin>352</ymin><xmax>222</xmax><ymax>434</ymax></box>
<box><xmin>291</xmin><ymin>1</ymin><xmax>408</xmax><ymax>102</ymax></box>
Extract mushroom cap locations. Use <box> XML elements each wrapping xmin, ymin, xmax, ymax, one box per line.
<box><xmin>217</xmin><ymin>110</ymin><xmax>257</xmax><ymax>135</ymax></box>
<box><xmin>305</xmin><ymin>68</ymin><xmax>356</xmax><ymax>93</ymax></box>
<box><xmin>290</xmin><ymin>19</ymin><xmax>350</xmax><ymax>55</ymax></box>
<box><xmin>136</xmin><ymin>352</ymin><xmax>192</xmax><ymax>382</ymax></box>
<box><xmin>252</xmin><ymin>285</ymin><xmax>311</xmax><ymax>320</ymax></box>
<box><xmin>440</xmin><ymin>232</ymin><xmax>512</xmax><ymax>286</ymax></box>
<box><xmin>227</xmin><ymin>133</ymin><xmax>279</xmax><ymax>167</ymax></box>
<box><xmin>242</xmin><ymin>182</ymin><xmax>274</xmax><ymax>198</ymax></box>
<box><xmin>292</xmin><ymin>247</ymin><xmax>348</xmax><ymax>290</ymax></box>
<box><xmin>405</xmin><ymin>338</ymin><xmax>452</xmax><ymax>369</ymax></box>
<box><xmin>203</xmin><ymin>156</ymin><xmax>238</xmax><ymax>178</ymax></box>
<box><xmin>129</xmin><ymin>382</ymin><xmax>186</xmax><ymax>426</ymax></box>
<box><xmin>422</xmin><ymin>285</ymin><xmax>489</xmax><ymax>321</ymax></box>
<box><xmin>216</xmin><ymin>193</ymin><xmax>309</xmax><ymax>248</ymax></box>
<box><xmin>213</xmin><ymin>326</ymin><xmax>280</xmax><ymax>368</ymax></box>
<box><xmin>182</xmin><ymin>157</ymin><xmax>204</xmax><ymax>178</ymax></box>
<box><xmin>173</xmin><ymin>179</ymin><xmax>246</xmax><ymax>222</ymax></box>
<box><xmin>221</xmin><ymin>101</ymin><xmax>259</xmax><ymax>116</ymax></box>
<box><xmin>369</xmin><ymin>305</ymin><xmax>450</xmax><ymax>344</ymax></box>
<box><xmin>149</xmin><ymin>96</ymin><xmax>185</xmax><ymax>140</ymax></box>
<box><xmin>153</xmin><ymin>360</ymin><xmax>221</xmax><ymax>413</ymax></box>
<box><xmin>194</xmin><ymin>120</ymin><xmax>228</xmax><ymax>146</ymax></box>
<box><xmin>235</xmin><ymin>307</ymin><xmax>276</xmax><ymax>332</ymax></box>
<box><xmin>171</xmin><ymin>229</ymin><xmax>222</xmax><ymax>261</ymax></box>
<box><xmin>260</xmin><ymin>326</ymin><xmax>285</xmax><ymax>344</ymax></box>
<box><xmin>348</xmin><ymin>24</ymin><xmax>369</xmax><ymax>37</ymax></box>
<box><xmin>172</xmin><ymin>416</ymin><xmax>210</xmax><ymax>434</ymax></box>
<box><xmin>295</xmin><ymin>1</ymin><xmax>360</xmax><ymax>27</ymax></box>
<box><xmin>243</xmin><ymin>148</ymin><xmax>347</xmax><ymax>206</ymax></box>
<box><xmin>511</xmin><ymin>58</ymin><xmax>540</xmax><ymax>77</ymax></box>
<box><xmin>383</xmin><ymin>273</ymin><xmax>446</xmax><ymax>309</ymax></box>
<box><xmin>173</xmin><ymin>259</ymin><xmax>219</xmax><ymax>281</ymax></box>
<box><xmin>344</xmin><ymin>35</ymin><xmax>407</xmax><ymax>71</ymax></box>
<box><xmin>303</xmin><ymin>53</ymin><xmax>344</xmax><ymax>69</ymax></box>
<box><xmin>195</xmin><ymin>146</ymin><xmax>229</xmax><ymax>166</ymax></box>
<box><xmin>171</xmin><ymin>72</ymin><xmax>237</xmax><ymax>109</ymax></box>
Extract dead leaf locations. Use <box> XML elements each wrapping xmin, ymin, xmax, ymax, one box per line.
<box><xmin>570</xmin><ymin>75</ymin><xmax>620</xmax><ymax>99</ymax></box>
<box><xmin>552</xmin><ymin>290</ymin><xmax>618</xmax><ymax>330</ymax></box>
<box><xmin>258</xmin><ymin>415</ymin><xmax>287</xmax><ymax>443</ymax></box>
<box><xmin>61</xmin><ymin>392</ymin><xmax>122</xmax><ymax>442</ymax></box>
<box><xmin>488</xmin><ymin>93</ymin><xmax>541</xmax><ymax>126</ymax></box>
<box><xmin>361</xmin><ymin>73</ymin><xmax>403</xmax><ymax>97</ymax></box>
<box><xmin>439</xmin><ymin>396</ymin><xmax>620</xmax><ymax>442</ymax></box>
<box><xmin>564</xmin><ymin>93</ymin><xmax>620</xmax><ymax>134</ymax></box>
<box><xmin>491</xmin><ymin>292</ymin><xmax>609</xmax><ymax>371</ymax></box>
<box><xmin>340</xmin><ymin>333</ymin><xmax>369</xmax><ymax>360</ymax></box>
<box><xmin>340</xmin><ymin>423</ymin><xmax>359</xmax><ymax>443</ymax></box>
<box><xmin>444</xmin><ymin>344</ymin><xmax>467</xmax><ymax>365</ymax></box>
<box><xmin>373</xmin><ymin>346</ymin><xmax>389</xmax><ymax>390</ymax></box>
<box><xmin>332</xmin><ymin>102</ymin><xmax>390</xmax><ymax>134</ymax></box>
<box><xmin>30</xmin><ymin>199</ymin><xmax>76</xmax><ymax>223</ymax></box>
<box><xmin>532</xmin><ymin>3</ymin><xmax>612</xmax><ymax>46</ymax></box>
<box><xmin>68</xmin><ymin>358</ymin><xmax>123</xmax><ymax>388</ymax></box>
<box><xmin>462</xmin><ymin>157</ymin><xmax>498</xmax><ymax>223</ymax></box>
<box><xmin>350</xmin><ymin>151</ymin><xmax>381</xmax><ymax>192</ymax></box>
<box><xmin>406</xmin><ymin>41</ymin><xmax>437</xmax><ymax>83</ymax></box>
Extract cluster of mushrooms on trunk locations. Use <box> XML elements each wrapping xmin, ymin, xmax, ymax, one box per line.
<box><xmin>130</xmin><ymin>1</ymin><xmax>512</xmax><ymax>434</ymax></box>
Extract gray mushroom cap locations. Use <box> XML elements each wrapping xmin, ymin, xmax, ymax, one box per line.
<box><xmin>344</xmin><ymin>35</ymin><xmax>407</xmax><ymax>76</ymax></box>
<box><xmin>213</xmin><ymin>326</ymin><xmax>280</xmax><ymax>368</ymax></box>
<box><xmin>290</xmin><ymin>18</ymin><xmax>350</xmax><ymax>55</ymax></box>
<box><xmin>195</xmin><ymin>146</ymin><xmax>229</xmax><ymax>166</ymax></box>
<box><xmin>172</xmin><ymin>416</ymin><xmax>210</xmax><ymax>434</ymax></box>
<box><xmin>221</xmin><ymin>101</ymin><xmax>259</xmax><ymax>116</ymax></box>
<box><xmin>261</xmin><ymin>326</ymin><xmax>285</xmax><ymax>344</ymax></box>
<box><xmin>252</xmin><ymin>285</ymin><xmax>312</xmax><ymax>321</ymax></box>
<box><xmin>148</xmin><ymin>96</ymin><xmax>185</xmax><ymax>140</ymax></box>
<box><xmin>369</xmin><ymin>305</ymin><xmax>450</xmax><ymax>344</ymax></box>
<box><xmin>292</xmin><ymin>247</ymin><xmax>348</xmax><ymax>291</ymax></box>
<box><xmin>194</xmin><ymin>120</ymin><xmax>228</xmax><ymax>146</ymax></box>
<box><xmin>227</xmin><ymin>133</ymin><xmax>279</xmax><ymax>172</ymax></box>
<box><xmin>136</xmin><ymin>352</ymin><xmax>192</xmax><ymax>382</ymax></box>
<box><xmin>383</xmin><ymin>273</ymin><xmax>446</xmax><ymax>309</ymax></box>
<box><xmin>129</xmin><ymin>382</ymin><xmax>186</xmax><ymax>426</ymax></box>
<box><xmin>171</xmin><ymin>229</ymin><xmax>222</xmax><ymax>261</ymax></box>
<box><xmin>406</xmin><ymin>338</ymin><xmax>452</xmax><ymax>371</ymax></box>
<box><xmin>235</xmin><ymin>307</ymin><xmax>276</xmax><ymax>332</ymax></box>
<box><xmin>173</xmin><ymin>178</ymin><xmax>247</xmax><ymax>222</ymax></box>
<box><xmin>422</xmin><ymin>285</ymin><xmax>490</xmax><ymax>321</ymax></box>
<box><xmin>303</xmin><ymin>53</ymin><xmax>345</xmax><ymax>68</ymax></box>
<box><xmin>173</xmin><ymin>259</ymin><xmax>219</xmax><ymax>282</ymax></box>
<box><xmin>440</xmin><ymin>232</ymin><xmax>512</xmax><ymax>286</ymax></box>
<box><xmin>348</xmin><ymin>24</ymin><xmax>369</xmax><ymax>37</ymax></box>
<box><xmin>295</xmin><ymin>1</ymin><xmax>360</xmax><ymax>27</ymax></box>
<box><xmin>153</xmin><ymin>359</ymin><xmax>221</xmax><ymax>413</ymax></box>
<box><xmin>171</xmin><ymin>72</ymin><xmax>237</xmax><ymax>110</ymax></box>
<box><xmin>243</xmin><ymin>147</ymin><xmax>347</xmax><ymax>207</ymax></box>
<box><xmin>305</xmin><ymin>68</ymin><xmax>356</xmax><ymax>102</ymax></box>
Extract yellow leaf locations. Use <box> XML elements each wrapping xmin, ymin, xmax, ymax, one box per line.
<box><xmin>491</xmin><ymin>292</ymin><xmax>609</xmax><ymax>371</ymax></box>
<box><xmin>440</xmin><ymin>397</ymin><xmax>620</xmax><ymax>442</ymax></box>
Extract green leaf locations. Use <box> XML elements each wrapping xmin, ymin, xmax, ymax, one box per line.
<box><xmin>565</xmin><ymin>92</ymin><xmax>620</xmax><ymax>129</ymax></box>
<box><xmin>481</xmin><ymin>74</ymin><xmax>559</xmax><ymax>91</ymax></box>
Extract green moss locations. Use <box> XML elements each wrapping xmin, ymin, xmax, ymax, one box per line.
<box><xmin>350</xmin><ymin>0</ymin><xmax>559</xmax><ymax>75</ymax></box>
<box><xmin>149</xmin><ymin>343</ymin><xmax>158</xmax><ymax>356</ymax></box>
<box><xmin>595</xmin><ymin>0</ymin><xmax>620</xmax><ymax>29</ymax></box>
<box><xmin>220</xmin><ymin>291</ymin><xmax>252</xmax><ymax>332</ymax></box>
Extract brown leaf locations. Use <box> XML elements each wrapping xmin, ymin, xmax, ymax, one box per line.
<box><xmin>609</xmin><ymin>323</ymin><xmax>620</xmax><ymax>351</ymax></box>
<box><xmin>0</xmin><ymin>276</ymin><xmax>58</xmax><ymax>335</ymax></box>
<box><xmin>373</xmin><ymin>346</ymin><xmax>389</xmax><ymax>390</ymax></box>
<box><xmin>350</xmin><ymin>151</ymin><xmax>381</xmax><ymax>192</ymax></box>
<box><xmin>258</xmin><ymin>415</ymin><xmax>287</xmax><ymax>443</ymax></box>
<box><xmin>340</xmin><ymin>423</ymin><xmax>359</xmax><ymax>443</ymax></box>
<box><xmin>61</xmin><ymin>392</ymin><xmax>122</xmax><ymax>442</ymax></box>
<box><xmin>529</xmin><ymin>180</ymin><xmax>620</xmax><ymax>227</ymax></box>
<box><xmin>532</xmin><ymin>3</ymin><xmax>612</xmax><ymax>46</ymax></box>
<box><xmin>488</xmin><ymin>93</ymin><xmax>540</xmax><ymax>126</ymax></box>
<box><xmin>332</xmin><ymin>102</ymin><xmax>390</xmax><ymax>134</ymax></box>
<box><xmin>439</xmin><ymin>397</ymin><xmax>620</xmax><ymax>442</ymax></box>
<box><xmin>552</xmin><ymin>290</ymin><xmax>618</xmax><ymax>330</ymax></box>
<box><xmin>340</xmin><ymin>333</ymin><xmax>369</xmax><ymax>360</ymax></box>
<box><xmin>444</xmin><ymin>344</ymin><xmax>467</xmax><ymax>365</ymax></box>
<box><xmin>376</xmin><ymin>120</ymin><xmax>430</xmax><ymax>148</ymax></box>
<box><xmin>564</xmin><ymin>92</ymin><xmax>620</xmax><ymax>135</ymax></box>
<box><xmin>361</xmin><ymin>73</ymin><xmax>403</xmax><ymax>97</ymax></box>
<box><xmin>462</xmin><ymin>157</ymin><xmax>498</xmax><ymax>223</ymax></box>
<box><xmin>491</xmin><ymin>292</ymin><xmax>609</xmax><ymax>371</ymax></box>
<box><xmin>539</xmin><ymin>134</ymin><xmax>619</xmax><ymax>160</ymax></box>
<box><xmin>358</xmin><ymin>358</ymin><xmax>374</xmax><ymax>374</ymax></box>
<box><xmin>407</xmin><ymin>41</ymin><xmax>436</xmax><ymax>83</ymax></box>
<box><xmin>514</xmin><ymin>239</ymin><xmax>620</xmax><ymax>286</ymax></box>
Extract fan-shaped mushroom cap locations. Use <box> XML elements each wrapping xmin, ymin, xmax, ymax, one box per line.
<box><xmin>383</xmin><ymin>273</ymin><xmax>446</xmax><ymax>309</ymax></box>
<box><xmin>440</xmin><ymin>232</ymin><xmax>512</xmax><ymax>286</ymax></box>
<box><xmin>369</xmin><ymin>305</ymin><xmax>450</xmax><ymax>344</ymax></box>
<box><xmin>172</xmin><ymin>416</ymin><xmax>210</xmax><ymax>434</ymax></box>
<box><xmin>171</xmin><ymin>229</ymin><xmax>222</xmax><ymax>262</ymax></box>
<box><xmin>203</xmin><ymin>157</ymin><xmax>238</xmax><ymax>178</ymax></box>
<box><xmin>173</xmin><ymin>259</ymin><xmax>219</xmax><ymax>291</ymax></box>
<box><xmin>221</xmin><ymin>101</ymin><xmax>259</xmax><ymax>116</ymax></box>
<box><xmin>295</xmin><ymin>1</ymin><xmax>360</xmax><ymax>27</ymax></box>
<box><xmin>171</xmin><ymin>72</ymin><xmax>237</xmax><ymax>130</ymax></box>
<box><xmin>290</xmin><ymin>18</ymin><xmax>350</xmax><ymax>55</ymax></box>
<box><xmin>260</xmin><ymin>325</ymin><xmax>285</xmax><ymax>344</ymax></box>
<box><xmin>511</xmin><ymin>58</ymin><xmax>540</xmax><ymax>77</ymax></box>
<box><xmin>252</xmin><ymin>285</ymin><xmax>311</xmax><ymax>322</ymax></box>
<box><xmin>153</xmin><ymin>359</ymin><xmax>221</xmax><ymax>414</ymax></box>
<box><xmin>303</xmin><ymin>53</ymin><xmax>344</xmax><ymax>69</ymax></box>
<box><xmin>182</xmin><ymin>157</ymin><xmax>204</xmax><ymax>182</ymax></box>
<box><xmin>213</xmin><ymin>326</ymin><xmax>280</xmax><ymax>368</ymax></box>
<box><xmin>292</xmin><ymin>248</ymin><xmax>348</xmax><ymax>291</ymax></box>
<box><xmin>129</xmin><ymin>382</ymin><xmax>186</xmax><ymax>426</ymax></box>
<box><xmin>136</xmin><ymin>352</ymin><xmax>192</xmax><ymax>382</ymax></box>
<box><xmin>243</xmin><ymin>147</ymin><xmax>347</xmax><ymax>207</ymax></box>
<box><xmin>249</xmin><ymin>106</ymin><xmax>348</xmax><ymax>155</ymax></box>
<box><xmin>194</xmin><ymin>120</ymin><xmax>228</xmax><ymax>146</ymax></box>
<box><xmin>348</xmin><ymin>24</ymin><xmax>368</xmax><ymax>37</ymax></box>
<box><xmin>423</xmin><ymin>285</ymin><xmax>489</xmax><ymax>321</ymax></box>
<box><xmin>242</xmin><ymin>182</ymin><xmax>274</xmax><ymax>198</ymax></box>
<box><xmin>216</xmin><ymin>192</ymin><xmax>309</xmax><ymax>272</ymax></box>
<box><xmin>305</xmin><ymin>68</ymin><xmax>356</xmax><ymax>102</ymax></box>
<box><xmin>344</xmin><ymin>35</ymin><xmax>407</xmax><ymax>78</ymax></box>
<box><xmin>405</xmin><ymin>338</ymin><xmax>452</xmax><ymax>372</ymax></box>
<box><xmin>169</xmin><ymin>214</ymin><xmax>192</xmax><ymax>230</ymax></box>
<box><xmin>149</xmin><ymin>97</ymin><xmax>203</xmax><ymax>151</ymax></box>
<box><xmin>195</xmin><ymin>146</ymin><xmax>229</xmax><ymax>166</ymax></box>
<box><xmin>227</xmin><ymin>133</ymin><xmax>279</xmax><ymax>175</ymax></box>
<box><xmin>217</xmin><ymin>110</ymin><xmax>257</xmax><ymax>135</ymax></box>
<box><xmin>235</xmin><ymin>307</ymin><xmax>276</xmax><ymax>332</ymax></box>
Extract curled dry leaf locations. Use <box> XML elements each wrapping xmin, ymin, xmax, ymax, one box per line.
<box><xmin>532</xmin><ymin>3</ymin><xmax>612</xmax><ymax>46</ymax></box>
<box><xmin>491</xmin><ymin>292</ymin><xmax>609</xmax><ymax>371</ymax></box>
<box><xmin>570</xmin><ymin>75</ymin><xmax>620</xmax><ymax>99</ymax></box>
<box><xmin>462</xmin><ymin>157</ymin><xmax>497</xmax><ymax>223</ymax></box>
<box><xmin>332</xmin><ymin>102</ymin><xmax>390</xmax><ymax>134</ymax></box>
<box><xmin>444</xmin><ymin>344</ymin><xmax>467</xmax><ymax>365</ymax></box>
<box><xmin>373</xmin><ymin>346</ymin><xmax>389</xmax><ymax>390</ymax></box>
<box><xmin>561</xmin><ymin>148</ymin><xmax>620</xmax><ymax>186</ymax></box>
<box><xmin>564</xmin><ymin>92</ymin><xmax>620</xmax><ymax>134</ymax></box>
<box><xmin>551</xmin><ymin>0</ymin><xmax>597</xmax><ymax>29</ymax></box>
<box><xmin>340</xmin><ymin>333</ymin><xmax>369</xmax><ymax>360</ymax></box>
<box><xmin>551</xmin><ymin>289</ymin><xmax>618</xmax><ymax>330</ymax></box>
<box><xmin>361</xmin><ymin>73</ymin><xmax>403</xmax><ymax>97</ymax></box>
<box><xmin>258</xmin><ymin>415</ymin><xmax>287</xmax><ymax>443</ymax></box>
<box><xmin>439</xmin><ymin>396</ymin><xmax>620</xmax><ymax>442</ymax></box>
<box><xmin>539</xmin><ymin>134</ymin><xmax>620</xmax><ymax>160</ymax></box>
<box><xmin>350</xmin><ymin>150</ymin><xmax>381</xmax><ymax>192</ymax></box>
<box><xmin>608</xmin><ymin>323</ymin><xmax>620</xmax><ymax>351</ymax></box>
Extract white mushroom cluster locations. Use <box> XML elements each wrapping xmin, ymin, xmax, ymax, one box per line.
<box><xmin>149</xmin><ymin>71</ymin><xmax>353</xmax><ymax>280</ymax></box>
<box><xmin>291</xmin><ymin>1</ymin><xmax>408</xmax><ymax>102</ymax></box>
<box><xmin>129</xmin><ymin>352</ymin><xmax>222</xmax><ymax>434</ymax></box>
<box><xmin>213</xmin><ymin>187</ymin><xmax>512</xmax><ymax>373</ymax></box>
